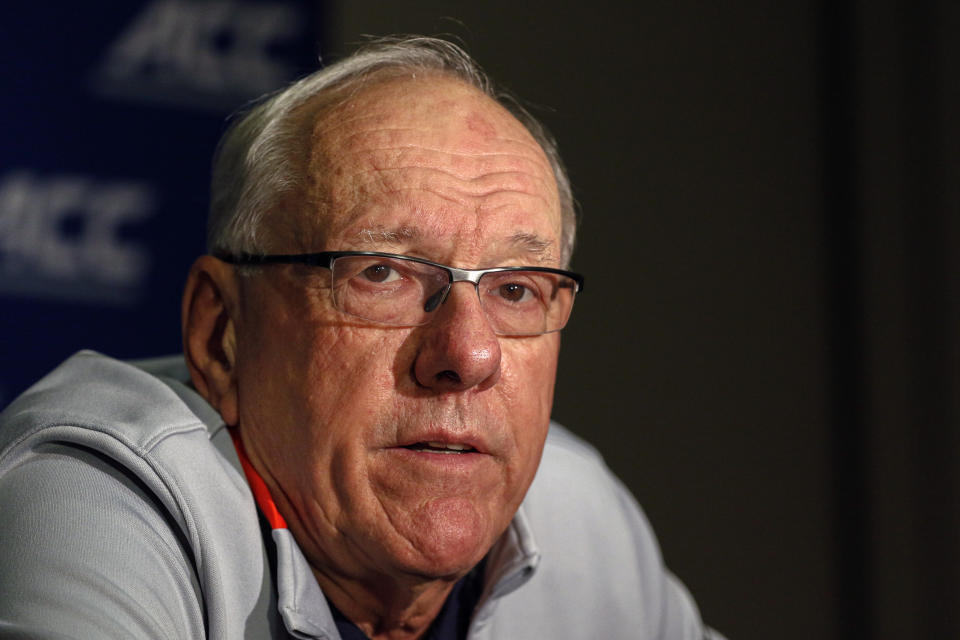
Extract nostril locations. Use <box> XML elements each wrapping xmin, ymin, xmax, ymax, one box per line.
<box><xmin>437</xmin><ymin>370</ymin><xmax>461</xmax><ymax>383</ymax></box>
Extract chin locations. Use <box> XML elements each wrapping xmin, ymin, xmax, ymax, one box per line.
<box><xmin>392</xmin><ymin>497</ymin><xmax>499</xmax><ymax>579</ymax></box>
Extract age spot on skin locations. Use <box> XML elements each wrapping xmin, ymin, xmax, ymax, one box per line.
<box><xmin>466</xmin><ymin>112</ymin><xmax>497</xmax><ymax>140</ymax></box>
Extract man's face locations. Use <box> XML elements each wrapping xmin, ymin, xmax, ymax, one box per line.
<box><xmin>231</xmin><ymin>76</ymin><xmax>564</xmax><ymax>583</ymax></box>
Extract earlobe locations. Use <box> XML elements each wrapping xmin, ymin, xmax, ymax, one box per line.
<box><xmin>182</xmin><ymin>256</ymin><xmax>240</xmax><ymax>426</ymax></box>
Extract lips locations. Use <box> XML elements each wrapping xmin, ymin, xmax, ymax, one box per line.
<box><xmin>392</xmin><ymin>429</ymin><xmax>489</xmax><ymax>455</ymax></box>
<box><xmin>403</xmin><ymin>441</ymin><xmax>477</xmax><ymax>454</ymax></box>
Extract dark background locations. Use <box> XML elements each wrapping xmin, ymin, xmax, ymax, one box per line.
<box><xmin>2</xmin><ymin>2</ymin><xmax>958</xmax><ymax>638</ymax></box>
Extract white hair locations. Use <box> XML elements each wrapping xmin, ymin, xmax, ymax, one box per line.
<box><xmin>208</xmin><ymin>36</ymin><xmax>578</xmax><ymax>266</ymax></box>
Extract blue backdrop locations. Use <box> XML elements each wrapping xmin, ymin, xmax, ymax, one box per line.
<box><xmin>0</xmin><ymin>2</ymin><xmax>323</xmax><ymax>406</ymax></box>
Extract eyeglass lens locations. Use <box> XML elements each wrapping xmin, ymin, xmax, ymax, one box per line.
<box><xmin>328</xmin><ymin>255</ymin><xmax>576</xmax><ymax>335</ymax></box>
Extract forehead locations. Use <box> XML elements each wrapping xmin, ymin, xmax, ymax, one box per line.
<box><xmin>296</xmin><ymin>75</ymin><xmax>563</xmax><ymax>263</ymax></box>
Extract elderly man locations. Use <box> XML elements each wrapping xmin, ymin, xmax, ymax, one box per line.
<box><xmin>0</xmin><ymin>37</ymin><xmax>721</xmax><ymax>639</ymax></box>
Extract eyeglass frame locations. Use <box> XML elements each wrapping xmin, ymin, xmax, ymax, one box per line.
<box><xmin>215</xmin><ymin>250</ymin><xmax>585</xmax><ymax>335</ymax></box>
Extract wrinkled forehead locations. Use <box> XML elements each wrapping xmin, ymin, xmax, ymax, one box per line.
<box><xmin>315</xmin><ymin>74</ymin><xmax>535</xmax><ymax>148</ymax></box>
<box><xmin>285</xmin><ymin>74</ymin><xmax>563</xmax><ymax>258</ymax></box>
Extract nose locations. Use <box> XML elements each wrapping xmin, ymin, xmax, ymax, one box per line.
<box><xmin>412</xmin><ymin>283</ymin><xmax>502</xmax><ymax>391</ymax></box>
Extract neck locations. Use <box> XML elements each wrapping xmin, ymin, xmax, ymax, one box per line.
<box><xmin>316</xmin><ymin>568</ymin><xmax>461</xmax><ymax>640</ymax></box>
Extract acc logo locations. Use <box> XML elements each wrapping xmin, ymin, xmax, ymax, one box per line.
<box><xmin>0</xmin><ymin>171</ymin><xmax>155</xmax><ymax>305</ymax></box>
<box><xmin>92</xmin><ymin>0</ymin><xmax>305</xmax><ymax>110</ymax></box>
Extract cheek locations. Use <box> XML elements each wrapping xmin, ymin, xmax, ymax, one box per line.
<box><xmin>237</xmin><ymin>298</ymin><xmax>398</xmax><ymax>447</ymax></box>
<box><xmin>239</xmin><ymin>325</ymin><xmax>406</xmax><ymax>515</ymax></box>
<box><xmin>501</xmin><ymin>336</ymin><xmax>559</xmax><ymax>414</ymax></box>
<box><xmin>499</xmin><ymin>336</ymin><xmax>559</xmax><ymax>471</ymax></box>
<box><xmin>303</xmin><ymin>329</ymin><xmax>401</xmax><ymax>426</ymax></box>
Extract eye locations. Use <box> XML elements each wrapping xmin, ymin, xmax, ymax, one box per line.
<box><xmin>361</xmin><ymin>263</ymin><xmax>401</xmax><ymax>283</ymax></box>
<box><xmin>498</xmin><ymin>282</ymin><xmax>534</xmax><ymax>303</ymax></box>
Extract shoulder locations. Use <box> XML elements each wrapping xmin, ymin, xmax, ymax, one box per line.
<box><xmin>491</xmin><ymin>422</ymin><xmax>713</xmax><ymax>640</ymax></box>
<box><xmin>538</xmin><ymin>421</ymin><xmax>616</xmax><ymax>475</ymax></box>
<box><xmin>0</xmin><ymin>350</ymin><xmax>209</xmax><ymax>454</ymax></box>
<box><xmin>0</xmin><ymin>351</ymin><xmax>265</xmax><ymax>639</ymax></box>
<box><xmin>0</xmin><ymin>352</ymin><xmax>252</xmax><ymax>546</ymax></box>
<box><xmin>527</xmin><ymin>422</ymin><xmax>650</xmax><ymax>538</ymax></box>
<box><xmin>524</xmin><ymin>422</ymin><xmax>664</xmax><ymax>574</ymax></box>
<box><xmin>0</xmin><ymin>440</ymin><xmax>206</xmax><ymax>638</ymax></box>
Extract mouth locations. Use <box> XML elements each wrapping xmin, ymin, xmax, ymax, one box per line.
<box><xmin>402</xmin><ymin>441</ymin><xmax>478</xmax><ymax>454</ymax></box>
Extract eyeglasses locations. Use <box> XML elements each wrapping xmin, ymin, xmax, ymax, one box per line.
<box><xmin>216</xmin><ymin>250</ymin><xmax>584</xmax><ymax>336</ymax></box>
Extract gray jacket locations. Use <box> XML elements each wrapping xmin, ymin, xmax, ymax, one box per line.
<box><xmin>0</xmin><ymin>351</ymin><xmax>720</xmax><ymax>639</ymax></box>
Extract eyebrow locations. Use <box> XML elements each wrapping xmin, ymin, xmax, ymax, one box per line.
<box><xmin>354</xmin><ymin>226</ymin><xmax>420</xmax><ymax>246</ymax></box>
<box><xmin>509</xmin><ymin>231</ymin><xmax>555</xmax><ymax>263</ymax></box>
<box><xmin>353</xmin><ymin>226</ymin><xmax>556</xmax><ymax>263</ymax></box>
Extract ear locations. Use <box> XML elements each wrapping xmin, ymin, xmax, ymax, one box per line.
<box><xmin>181</xmin><ymin>255</ymin><xmax>240</xmax><ymax>426</ymax></box>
